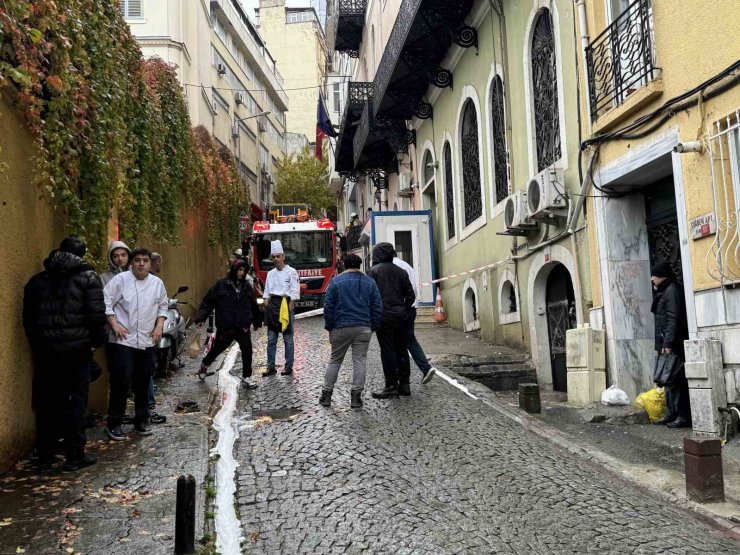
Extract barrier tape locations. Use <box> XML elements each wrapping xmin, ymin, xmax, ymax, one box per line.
<box><xmin>417</xmin><ymin>258</ymin><xmax>511</xmax><ymax>288</ymax></box>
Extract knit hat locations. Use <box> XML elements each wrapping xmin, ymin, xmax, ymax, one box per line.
<box><xmin>650</xmin><ymin>261</ymin><xmax>673</xmax><ymax>278</ymax></box>
<box><xmin>270</xmin><ymin>240</ymin><xmax>284</xmax><ymax>256</ymax></box>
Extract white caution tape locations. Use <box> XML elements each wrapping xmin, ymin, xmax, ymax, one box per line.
<box><xmin>418</xmin><ymin>258</ymin><xmax>512</xmax><ymax>288</ymax></box>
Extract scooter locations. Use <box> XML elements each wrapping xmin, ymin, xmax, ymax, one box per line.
<box><xmin>156</xmin><ymin>285</ymin><xmax>189</xmax><ymax>377</ymax></box>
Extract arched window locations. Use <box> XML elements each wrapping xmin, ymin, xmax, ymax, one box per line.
<box><xmin>423</xmin><ymin>150</ymin><xmax>435</xmax><ymax>187</ymax></box>
<box><xmin>490</xmin><ymin>75</ymin><xmax>509</xmax><ymax>203</ymax></box>
<box><xmin>443</xmin><ymin>142</ymin><xmax>455</xmax><ymax>239</ymax></box>
<box><xmin>531</xmin><ymin>8</ymin><xmax>561</xmax><ymax>171</ymax></box>
<box><xmin>460</xmin><ymin>100</ymin><xmax>482</xmax><ymax>226</ymax></box>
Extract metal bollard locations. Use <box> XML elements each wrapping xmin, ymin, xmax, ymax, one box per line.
<box><xmin>175</xmin><ymin>474</ymin><xmax>196</xmax><ymax>554</ymax></box>
<box><xmin>518</xmin><ymin>383</ymin><xmax>541</xmax><ymax>414</ymax></box>
<box><xmin>684</xmin><ymin>437</ymin><xmax>724</xmax><ymax>503</ymax></box>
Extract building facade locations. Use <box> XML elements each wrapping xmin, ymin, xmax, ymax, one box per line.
<box><xmin>577</xmin><ymin>0</ymin><xmax>740</xmax><ymax>405</ymax></box>
<box><xmin>256</xmin><ymin>0</ymin><xmax>328</xmax><ymax>150</ymax></box>
<box><xmin>122</xmin><ymin>0</ymin><xmax>289</xmax><ymax>218</ymax></box>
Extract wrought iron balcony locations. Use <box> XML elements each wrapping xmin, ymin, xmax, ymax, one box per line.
<box><xmin>372</xmin><ymin>0</ymin><xmax>476</xmax><ymax>120</ymax></box>
<box><xmin>333</xmin><ymin>0</ymin><xmax>367</xmax><ymax>56</ymax></box>
<box><xmin>585</xmin><ymin>0</ymin><xmax>657</xmax><ymax>120</ymax></box>
<box><xmin>335</xmin><ymin>82</ymin><xmax>373</xmax><ymax>173</ymax></box>
<box><xmin>352</xmin><ymin>101</ymin><xmax>409</xmax><ymax>173</ymax></box>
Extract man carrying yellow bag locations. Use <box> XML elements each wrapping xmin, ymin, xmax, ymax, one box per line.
<box><xmin>635</xmin><ymin>387</ymin><xmax>667</xmax><ymax>422</ymax></box>
<box><xmin>262</xmin><ymin>240</ymin><xmax>300</xmax><ymax>376</ymax></box>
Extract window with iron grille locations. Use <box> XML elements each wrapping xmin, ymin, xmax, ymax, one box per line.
<box><xmin>490</xmin><ymin>76</ymin><xmax>509</xmax><ymax>203</ymax></box>
<box><xmin>461</xmin><ymin>100</ymin><xmax>483</xmax><ymax>226</ymax></box>
<box><xmin>443</xmin><ymin>142</ymin><xmax>455</xmax><ymax>239</ymax></box>
<box><xmin>531</xmin><ymin>8</ymin><xmax>561</xmax><ymax>172</ymax></box>
<box><xmin>119</xmin><ymin>0</ymin><xmax>143</xmax><ymax>19</ymax></box>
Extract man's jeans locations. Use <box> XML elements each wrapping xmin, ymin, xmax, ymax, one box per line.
<box><xmin>33</xmin><ymin>349</ymin><xmax>91</xmax><ymax>460</ymax></box>
<box><xmin>323</xmin><ymin>326</ymin><xmax>372</xmax><ymax>392</ymax></box>
<box><xmin>377</xmin><ymin>319</ymin><xmax>410</xmax><ymax>387</ymax></box>
<box><xmin>267</xmin><ymin>310</ymin><xmax>294</xmax><ymax>368</ymax></box>
<box><xmin>107</xmin><ymin>343</ymin><xmax>155</xmax><ymax>428</ymax></box>
<box><xmin>405</xmin><ymin>308</ymin><xmax>431</xmax><ymax>374</ymax></box>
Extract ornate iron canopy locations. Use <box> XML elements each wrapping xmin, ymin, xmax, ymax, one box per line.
<box><xmin>372</xmin><ymin>0</ymin><xmax>477</xmax><ymax>121</ymax></box>
<box><xmin>333</xmin><ymin>0</ymin><xmax>367</xmax><ymax>55</ymax></box>
<box><xmin>335</xmin><ymin>82</ymin><xmax>373</xmax><ymax>173</ymax></box>
<box><xmin>352</xmin><ymin>102</ymin><xmax>403</xmax><ymax>173</ymax></box>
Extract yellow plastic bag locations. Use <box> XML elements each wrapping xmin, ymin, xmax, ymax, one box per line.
<box><xmin>635</xmin><ymin>386</ymin><xmax>666</xmax><ymax>422</ymax></box>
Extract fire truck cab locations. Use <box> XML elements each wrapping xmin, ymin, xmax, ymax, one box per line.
<box><xmin>251</xmin><ymin>218</ymin><xmax>337</xmax><ymax>310</ymax></box>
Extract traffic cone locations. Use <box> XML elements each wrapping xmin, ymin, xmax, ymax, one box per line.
<box><xmin>434</xmin><ymin>290</ymin><xmax>447</xmax><ymax>322</ymax></box>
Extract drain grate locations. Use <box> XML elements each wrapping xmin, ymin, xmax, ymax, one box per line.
<box><xmin>250</xmin><ymin>408</ymin><xmax>302</xmax><ymax>421</ymax></box>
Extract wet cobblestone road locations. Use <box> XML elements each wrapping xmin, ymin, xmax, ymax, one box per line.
<box><xmin>230</xmin><ymin>318</ymin><xmax>739</xmax><ymax>554</ymax></box>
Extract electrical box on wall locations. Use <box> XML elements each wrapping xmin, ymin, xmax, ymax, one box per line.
<box><xmin>566</xmin><ymin>325</ymin><xmax>606</xmax><ymax>406</ymax></box>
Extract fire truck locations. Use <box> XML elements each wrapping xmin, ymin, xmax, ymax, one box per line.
<box><xmin>251</xmin><ymin>218</ymin><xmax>337</xmax><ymax>310</ymax></box>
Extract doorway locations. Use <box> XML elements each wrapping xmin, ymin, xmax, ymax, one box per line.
<box><xmin>644</xmin><ymin>176</ymin><xmax>682</xmax><ymax>284</ymax></box>
<box><xmin>546</xmin><ymin>264</ymin><xmax>576</xmax><ymax>392</ymax></box>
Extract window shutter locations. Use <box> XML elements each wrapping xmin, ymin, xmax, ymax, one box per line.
<box><xmin>128</xmin><ymin>0</ymin><xmax>143</xmax><ymax>18</ymax></box>
<box><xmin>118</xmin><ymin>0</ymin><xmax>126</xmax><ymax>16</ymax></box>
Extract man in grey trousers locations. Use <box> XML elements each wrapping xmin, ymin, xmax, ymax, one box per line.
<box><xmin>319</xmin><ymin>254</ymin><xmax>383</xmax><ymax>409</ymax></box>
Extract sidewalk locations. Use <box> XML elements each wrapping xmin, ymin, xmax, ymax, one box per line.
<box><xmin>0</xmin><ymin>347</ymin><xmax>215</xmax><ymax>555</ymax></box>
<box><xmin>416</xmin><ymin>326</ymin><xmax>740</xmax><ymax>537</ymax></box>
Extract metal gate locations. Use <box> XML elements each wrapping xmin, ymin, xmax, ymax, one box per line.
<box><xmin>547</xmin><ymin>299</ymin><xmax>572</xmax><ymax>392</ymax></box>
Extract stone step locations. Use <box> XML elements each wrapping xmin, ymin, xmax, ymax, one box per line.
<box><xmin>432</xmin><ymin>353</ymin><xmax>530</xmax><ymax>367</ymax></box>
<box><xmin>458</xmin><ymin>365</ymin><xmax>537</xmax><ymax>392</ymax></box>
<box><xmin>415</xmin><ymin>320</ymin><xmax>448</xmax><ymax>329</ymax></box>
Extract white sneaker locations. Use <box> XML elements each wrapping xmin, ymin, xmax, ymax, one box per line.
<box><xmin>422</xmin><ymin>367</ymin><xmax>436</xmax><ymax>385</ymax></box>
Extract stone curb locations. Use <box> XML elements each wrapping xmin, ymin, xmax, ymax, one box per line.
<box><xmin>438</xmin><ymin>368</ymin><xmax>740</xmax><ymax>542</ymax></box>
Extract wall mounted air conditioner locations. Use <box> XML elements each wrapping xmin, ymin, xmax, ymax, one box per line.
<box><xmin>231</xmin><ymin>123</ymin><xmax>239</xmax><ymax>139</ymax></box>
<box><xmin>257</xmin><ymin>117</ymin><xmax>267</xmax><ymax>133</ymax></box>
<box><xmin>266</xmin><ymin>173</ymin><xmax>275</xmax><ymax>185</ymax></box>
<box><xmin>527</xmin><ymin>167</ymin><xmax>567</xmax><ymax>221</ymax></box>
<box><xmin>235</xmin><ymin>92</ymin><xmax>244</xmax><ymax>105</ymax></box>
<box><xmin>260</xmin><ymin>162</ymin><xmax>269</xmax><ymax>175</ymax></box>
<box><xmin>217</xmin><ymin>63</ymin><xmax>227</xmax><ymax>76</ymax></box>
<box><xmin>504</xmin><ymin>191</ymin><xmax>538</xmax><ymax>232</ymax></box>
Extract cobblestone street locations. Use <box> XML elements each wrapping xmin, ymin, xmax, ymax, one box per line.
<box><xmin>232</xmin><ymin>317</ymin><xmax>739</xmax><ymax>554</ymax></box>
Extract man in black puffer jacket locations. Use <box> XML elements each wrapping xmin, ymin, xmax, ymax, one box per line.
<box><xmin>367</xmin><ymin>242</ymin><xmax>415</xmax><ymax>399</ymax></box>
<box><xmin>195</xmin><ymin>259</ymin><xmax>263</xmax><ymax>388</ymax></box>
<box><xmin>23</xmin><ymin>236</ymin><xmax>106</xmax><ymax>472</ymax></box>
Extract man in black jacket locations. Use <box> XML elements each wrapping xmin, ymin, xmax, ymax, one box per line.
<box><xmin>650</xmin><ymin>261</ymin><xmax>691</xmax><ymax>428</ymax></box>
<box><xmin>23</xmin><ymin>236</ymin><xmax>106</xmax><ymax>472</ymax></box>
<box><xmin>195</xmin><ymin>259</ymin><xmax>263</xmax><ymax>388</ymax></box>
<box><xmin>367</xmin><ymin>242</ymin><xmax>416</xmax><ymax>399</ymax></box>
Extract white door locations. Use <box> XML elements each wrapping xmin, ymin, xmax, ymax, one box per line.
<box><xmin>387</xmin><ymin>224</ymin><xmax>425</xmax><ymax>302</ymax></box>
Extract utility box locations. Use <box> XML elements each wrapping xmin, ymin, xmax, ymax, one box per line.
<box><xmin>685</xmin><ymin>339</ymin><xmax>726</xmax><ymax>435</ymax></box>
<box><xmin>566</xmin><ymin>325</ymin><xmax>606</xmax><ymax>406</ymax></box>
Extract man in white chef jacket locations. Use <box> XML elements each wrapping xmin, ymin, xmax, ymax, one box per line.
<box><xmin>262</xmin><ymin>240</ymin><xmax>300</xmax><ymax>376</ymax></box>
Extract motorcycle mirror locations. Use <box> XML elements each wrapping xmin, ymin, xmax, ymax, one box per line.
<box><xmin>176</xmin><ymin>285</ymin><xmax>189</xmax><ymax>295</ymax></box>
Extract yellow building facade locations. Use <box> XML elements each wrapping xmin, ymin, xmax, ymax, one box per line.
<box><xmin>577</xmin><ymin>0</ymin><xmax>740</xmax><ymax>403</ymax></box>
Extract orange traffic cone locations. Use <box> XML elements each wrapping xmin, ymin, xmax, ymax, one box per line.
<box><xmin>434</xmin><ymin>290</ymin><xmax>447</xmax><ymax>322</ymax></box>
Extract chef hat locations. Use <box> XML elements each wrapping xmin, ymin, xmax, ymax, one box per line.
<box><xmin>270</xmin><ymin>240</ymin><xmax>284</xmax><ymax>256</ymax></box>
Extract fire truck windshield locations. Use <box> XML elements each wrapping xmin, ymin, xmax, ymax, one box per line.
<box><xmin>256</xmin><ymin>232</ymin><xmax>334</xmax><ymax>270</ymax></box>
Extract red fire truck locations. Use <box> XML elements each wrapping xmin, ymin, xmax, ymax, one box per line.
<box><xmin>251</xmin><ymin>218</ymin><xmax>338</xmax><ymax>310</ymax></box>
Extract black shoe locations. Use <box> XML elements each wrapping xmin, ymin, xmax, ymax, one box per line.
<box><xmin>371</xmin><ymin>386</ymin><xmax>399</xmax><ymax>399</ymax></box>
<box><xmin>134</xmin><ymin>422</ymin><xmax>153</xmax><ymax>436</ymax></box>
<box><xmin>149</xmin><ymin>411</ymin><xmax>167</xmax><ymax>424</ymax></box>
<box><xmin>653</xmin><ymin>414</ymin><xmax>676</xmax><ymax>425</ymax></box>
<box><xmin>281</xmin><ymin>365</ymin><xmax>294</xmax><ymax>375</ymax></box>
<box><xmin>421</xmin><ymin>367</ymin><xmax>437</xmax><ymax>385</ymax></box>
<box><xmin>351</xmin><ymin>391</ymin><xmax>363</xmax><ymax>409</ymax></box>
<box><xmin>36</xmin><ymin>457</ymin><xmax>55</xmax><ymax>474</ymax></box>
<box><xmin>319</xmin><ymin>390</ymin><xmax>332</xmax><ymax>407</ymax></box>
<box><xmin>262</xmin><ymin>366</ymin><xmax>277</xmax><ymax>376</ymax></box>
<box><xmin>63</xmin><ymin>454</ymin><xmax>97</xmax><ymax>472</ymax></box>
<box><xmin>241</xmin><ymin>378</ymin><xmax>258</xmax><ymax>390</ymax></box>
<box><xmin>398</xmin><ymin>384</ymin><xmax>411</xmax><ymax>397</ymax></box>
<box><xmin>105</xmin><ymin>426</ymin><xmax>126</xmax><ymax>441</ymax></box>
<box><xmin>666</xmin><ymin>418</ymin><xmax>692</xmax><ymax>429</ymax></box>
<box><xmin>122</xmin><ymin>414</ymin><xmax>134</xmax><ymax>424</ymax></box>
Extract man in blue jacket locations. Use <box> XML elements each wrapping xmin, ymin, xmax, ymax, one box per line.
<box><xmin>319</xmin><ymin>254</ymin><xmax>383</xmax><ymax>409</ymax></box>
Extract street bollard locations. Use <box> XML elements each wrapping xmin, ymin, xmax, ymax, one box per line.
<box><xmin>684</xmin><ymin>437</ymin><xmax>724</xmax><ymax>503</ymax></box>
<box><xmin>175</xmin><ymin>474</ymin><xmax>196</xmax><ymax>554</ymax></box>
<box><xmin>518</xmin><ymin>383</ymin><xmax>541</xmax><ymax>414</ymax></box>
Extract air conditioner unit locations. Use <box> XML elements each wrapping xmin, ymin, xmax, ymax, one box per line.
<box><xmin>235</xmin><ymin>92</ymin><xmax>244</xmax><ymax>105</ymax></box>
<box><xmin>260</xmin><ymin>162</ymin><xmax>269</xmax><ymax>175</ymax></box>
<box><xmin>217</xmin><ymin>63</ymin><xmax>227</xmax><ymax>76</ymax></box>
<box><xmin>266</xmin><ymin>173</ymin><xmax>275</xmax><ymax>185</ymax></box>
<box><xmin>231</xmin><ymin>123</ymin><xmax>239</xmax><ymax>139</ymax></box>
<box><xmin>257</xmin><ymin>118</ymin><xmax>267</xmax><ymax>133</ymax></box>
<box><xmin>504</xmin><ymin>191</ymin><xmax>538</xmax><ymax>232</ymax></box>
<box><xmin>527</xmin><ymin>167</ymin><xmax>567</xmax><ymax>221</ymax></box>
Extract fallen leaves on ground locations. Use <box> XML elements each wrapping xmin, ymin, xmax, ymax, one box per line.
<box><xmin>0</xmin><ymin>518</ymin><xmax>13</xmax><ymax>526</ymax></box>
<box><xmin>253</xmin><ymin>416</ymin><xmax>273</xmax><ymax>428</ymax></box>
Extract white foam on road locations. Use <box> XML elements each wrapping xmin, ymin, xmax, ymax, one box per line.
<box><xmin>435</xmin><ymin>369</ymin><xmax>479</xmax><ymax>400</ymax></box>
<box><xmin>211</xmin><ymin>346</ymin><xmax>243</xmax><ymax>555</ymax></box>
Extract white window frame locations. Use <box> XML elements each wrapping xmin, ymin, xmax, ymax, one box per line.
<box><xmin>120</xmin><ymin>0</ymin><xmax>143</xmax><ymax>20</ymax></box>
<box><xmin>485</xmin><ymin>64</ymin><xmax>511</xmax><ymax>219</ymax></box>
<box><xmin>498</xmin><ymin>268</ymin><xmax>521</xmax><ymax>325</ymax></box>
<box><xmin>441</xmin><ymin>133</ymin><xmax>458</xmax><ymax>252</ymax></box>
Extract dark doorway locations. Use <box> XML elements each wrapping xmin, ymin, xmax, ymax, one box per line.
<box><xmin>644</xmin><ymin>176</ymin><xmax>682</xmax><ymax>284</ymax></box>
<box><xmin>546</xmin><ymin>264</ymin><xmax>576</xmax><ymax>392</ymax></box>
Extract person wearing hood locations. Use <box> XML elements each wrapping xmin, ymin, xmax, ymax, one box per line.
<box><xmin>262</xmin><ymin>240</ymin><xmax>300</xmax><ymax>376</ymax></box>
<box><xmin>650</xmin><ymin>261</ymin><xmax>691</xmax><ymax>428</ymax></box>
<box><xmin>23</xmin><ymin>236</ymin><xmax>107</xmax><ymax>472</ymax></box>
<box><xmin>367</xmin><ymin>242</ymin><xmax>416</xmax><ymax>399</ymax></box>
<box><xmin>319</xmin><ymin>254</ymin><xmax>383</xmax><ymax>409</ymax></box>
<box><xmin>99</xmin><ymin>240</ymin><xmax>131</xmax><ymax>286</ymax></box>
<box><xmin>194</xmin><ymin>259</ymin><xmax>263</xmax><ymax>388</ymax></box>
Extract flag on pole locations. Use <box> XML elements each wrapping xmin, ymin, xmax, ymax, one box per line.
<box><xmin>316</xmin><ymin>94</ymin><xmax>337</xmax><ymax>161</ymax></box>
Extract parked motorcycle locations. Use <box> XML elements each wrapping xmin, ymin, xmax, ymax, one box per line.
<box><xmin>156</xmin><ymin>285</ymin><xmax>189</xmax><ymax>377</ymax></box>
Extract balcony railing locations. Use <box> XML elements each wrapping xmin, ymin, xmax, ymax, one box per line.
<box><xmin>585</xmin><ymin>0</ymin><xmax>656</xmax><ymax>120</ymax></box>
<box><xmin>332</xmin><ymin>0</ymin><xmax>367</xmax><ymax>54</ymax></box>
<box><xmin>335</xmin><ymin>82</ymin><xmax>373</xmax><ymax>173</ymax></box>
<box><xmin>211</xmin><ymin>0</ymin><xmax>288</xmax><ymax>107</ymax></box>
